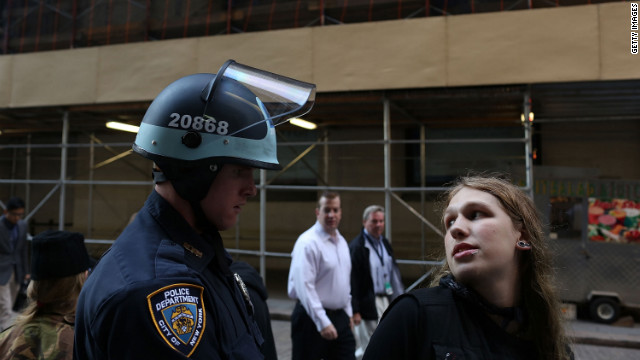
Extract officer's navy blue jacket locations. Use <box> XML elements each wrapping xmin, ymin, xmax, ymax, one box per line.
<box><xmin>74</xmin><ymin>190</ymin><xmax>264</xmax><ymax>359</ymax></box>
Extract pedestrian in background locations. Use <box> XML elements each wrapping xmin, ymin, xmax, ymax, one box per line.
<box><xmin>0</xmin><ymin>197</ymin><xmax>29</xmax><ymax>331</ymax></box>
<box><xmin>288</xmin><ymin>191</ymin><xmax>355</xmax><ymax>360</ymax></box>
<box><xmin>349</xmin><ymin>205</ymin><xmax>403</xmax><ymax>359</ymax></box>
<box><xmin>229</xmin><ymin>261</ymin><xmax>278</xmax><ymax>360</ymax></box>
<box><xmin>0</xmin><ymin>230</ymin><xmax>91</xmax><ymax>360</ymax></box>
<box><xmin>363</xmin><ymin>176</ymin><xmax>573</xmax><ymax>360</ymax></box>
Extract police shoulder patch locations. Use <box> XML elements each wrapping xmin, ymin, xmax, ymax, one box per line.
<box><xmin>147</xmin><ymin>283</ymin><xmax>206</xmax><ymax>357</ymax></box>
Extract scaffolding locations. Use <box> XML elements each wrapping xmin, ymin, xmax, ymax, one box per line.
<box><xmin>1</xmin><ymin>0</ymin><xmax>619</xmax><ymax>55</ymax></box>
<box><xmin>0</xmin><ymin>92</ymin><xmax>535</xmax><ymax>290</ymax></box>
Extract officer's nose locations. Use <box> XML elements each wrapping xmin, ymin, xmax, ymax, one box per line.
<box><xmin>245</xmin><ymin>181</ymin><xmax>257</xmax><ymax>198</ymax></box>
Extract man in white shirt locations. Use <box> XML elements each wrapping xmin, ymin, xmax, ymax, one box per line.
<box><xmin>288</xmin><ymin>191</ymin><xmax>355</xmax><ymax>360</ymax></box>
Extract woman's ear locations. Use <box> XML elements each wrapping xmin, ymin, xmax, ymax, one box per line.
<box><xmin>516</xmin><ymin>239</ymin><xmax>532</xmax><ymax>250</ymax></box>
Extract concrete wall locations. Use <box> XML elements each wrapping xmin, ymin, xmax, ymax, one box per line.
<box><xmin>1</xmin><ymin>3</ymin><xmax>638</xmax><ymax>109</ymax></box>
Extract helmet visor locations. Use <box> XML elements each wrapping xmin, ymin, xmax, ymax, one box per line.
<box><xmin>203</xmin><ymin>60</ymin><xmax>316</xmax><ymax>135</ymax></box>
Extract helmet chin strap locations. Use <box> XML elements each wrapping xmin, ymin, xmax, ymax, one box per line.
<box><xmin>190</xmin><ymin>201</ymin><xmax>215</xmax><ymax>233</ymax></box>
<box><xmin>152</xmin><ymin>169</ymin><xmax>168</xmax><ymax>184</ymax></box>
<box><xmin>154</xmin><ymin>163</ymin><xmax>223</xmax><ymax>232</ymax></box>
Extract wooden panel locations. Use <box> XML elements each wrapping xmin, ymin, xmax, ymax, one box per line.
<box><xmin>196</xmin><ymin>28</ymin><xmax>314</xmax><ymax>83</ymax></box>
<box><xmin>599</xmin><ymin>3</ymin><xmax>640</xmax><ymax>80</ymax></box>
<box><xmin>10</xmin><ymin>48</ymin><xmax>98</xmax><ymax>107</ymax></box>
<box><xmin>96</xmin><ymin>39</ymin><xmax>198</xmax><ymax>103</ymax></box>
<box><xmin>3</xmin><ymin>4</ymin><xmax>639</xmax><ymax>109</ymax></box>
<box><xmin>312</xmin><ymin>18</ymin><xmax>447</xmax><ymax>92</ymax></box>
<box><xmin>0</xmin><ymin>56</ymin><xmax>11</xmax><ymax>108</ymax></box>
<box><xmin>448</xmin><ymin>6</ymin><xmax>600</xmax><ymax>86</ymax></box>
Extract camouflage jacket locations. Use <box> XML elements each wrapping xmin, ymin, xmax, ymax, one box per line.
<box><xmin>0</xmin><ymin>313</ymin><xmax>75</xmax><ymax>360</ymax></box>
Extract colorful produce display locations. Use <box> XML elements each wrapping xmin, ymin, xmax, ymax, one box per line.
<box><xmin>588</xmin><ymin>198</ymin><xmax>640</xmax><ymax>244</ymax></box>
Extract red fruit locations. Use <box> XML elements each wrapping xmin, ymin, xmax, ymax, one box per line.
<box><xmin>622</xmin><ymin>200</ymin><xmax>635</xmax><ymax>208</ymax></box>
<box><xmin>600</xmin><ymin>202</ymin><xmax>614</xmax><ymax>210</ymax></box>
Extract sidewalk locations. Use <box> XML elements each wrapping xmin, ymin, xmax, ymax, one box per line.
<box><xmin>566</xmin><ymin>318</ymin><xmax>640</xmax><ymax>349</ymax></box>
<box><xmin>267</xmin><ymin>297</ymin><xmax>296</xmax><ymax>321</ymax></box>
<box><xmin>267</xmin><ymin>297</ymin><xmax>640</xmax><ymax>349</ymax></box>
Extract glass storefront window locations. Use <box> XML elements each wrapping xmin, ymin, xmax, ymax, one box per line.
<box><xmin>549</xmin><ymin>197</ymin><xmax>584</xmax><ymax>240</ymax></box>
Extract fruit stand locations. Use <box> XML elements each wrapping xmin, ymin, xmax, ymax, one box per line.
<box><xmin>552</xmin><ymin>195</ymin><xmax>640</xmax><ymax>323</ymax></box>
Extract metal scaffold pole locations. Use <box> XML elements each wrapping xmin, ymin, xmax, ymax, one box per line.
<box><xmin>383</xmin><ymin>97</ymin><xmax>392</xmax><ymax>241</ymax></box>
<box><xmin>88</xmin><ymin>135</ymin><xmax>95</xmax><ymax>238</ymax></box>
<box><xmin>259</xmin><ymin>169</ymin><xmax>267</xmax><ymax>283</ymax></box>
<box><xmin>26</xmin><ymin>134</ymin><xmax>32</xmax><ymax>214</ymax></box>
<box><xmin>59</xmin><ymin>111</ymin><xmax>69</xmax><ymax>230</ymax></box>
<box><xmin>420</xmin><ymin>125</ymin><xmax>426</xmax><ymax>256</ymax></box>
<box><xmin>523</xmin><ymin>91</ymin><xmax>534</xmax><ymax>198</ymax></box>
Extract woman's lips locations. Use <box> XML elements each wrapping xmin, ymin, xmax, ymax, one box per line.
<box><xmin>452</xmin><ymin>243</ymin><xmax>479</xmax><ymax>260</ymax></box>
<box><xmin>453</xmin><ymin>249</ymin><xmax>479</xmax><ymax>259</ymax></box>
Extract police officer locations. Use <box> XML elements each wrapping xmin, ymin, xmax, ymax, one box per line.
<box><xmin>74</xmin><ymin>60</ymin><xmax>315</xmax><ymax>359</ymax></box>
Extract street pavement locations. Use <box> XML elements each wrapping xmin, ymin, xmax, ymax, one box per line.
<box><xmin>266</xmin><ymin>297</ymin><xmax>640</xmax><ymax>360</ymax></box>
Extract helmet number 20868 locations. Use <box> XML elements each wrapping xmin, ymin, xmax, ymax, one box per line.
<box><xmin>168</xmin><ymin>113</ymin><xmax>229</xmax><ymax>135</ymax></box>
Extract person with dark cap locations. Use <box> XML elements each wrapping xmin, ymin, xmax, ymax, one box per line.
<box><xmin>0</xmin><ymin>230</ymin><xmax>91</xmax><ymax>359</ymax></box>
<box><xmin>74</xmin><ymin>60</ymin><xmax>315</xmax><ymax>359</ymax></box>
<box><xmin>0</xmin><ymin>197</ymin><xmax>29</xmax><ymax>331</ymax></box>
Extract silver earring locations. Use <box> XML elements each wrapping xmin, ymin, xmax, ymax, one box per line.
<box><xmin>517</xmin><ymin>240</ymin><xmax>531</xmax><ymax>248</ymax></box>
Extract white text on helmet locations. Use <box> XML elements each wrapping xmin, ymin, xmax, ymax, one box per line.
<box><xmin>168</xmin><ymin>113</ymin><xmax>229</xmax><ymax>135</ymax></box>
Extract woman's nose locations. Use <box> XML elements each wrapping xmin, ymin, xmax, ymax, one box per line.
<box><xmin>449</xmin><ymin>218</ymin><xmax>468</xmax><ymax>239</ymax></box>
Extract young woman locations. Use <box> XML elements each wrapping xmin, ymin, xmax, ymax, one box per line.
<box><xmin>0</xmin><ymin>230</ymin><xmax>91</xmax><ymax>360</ymax></box>
<box><xmin>363</xmin><ymin>176</ymin><xmax>572</xmax><ymax>360</ymax></box>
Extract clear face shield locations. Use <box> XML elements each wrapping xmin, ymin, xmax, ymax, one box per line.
<box><xmin>201</xmin><ymin>60</ymin><xmax>316</xmax><ymax>137</ymax></box>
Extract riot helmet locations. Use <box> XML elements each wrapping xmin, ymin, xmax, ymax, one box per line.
<box><xmin>133</xmin><ymin>60</ymin><xmax>316</xmax><ymax>203</ymax></box>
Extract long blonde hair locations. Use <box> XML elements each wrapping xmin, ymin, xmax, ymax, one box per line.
<box><xmin>432</xmin><ymin>175</ymin><xmax>570</xmax><ymax>360</ymax></box>
<box><xmin>13</xmin><ymin>272</ymin><xmax>87</xmax><ymax>329</ymax></box>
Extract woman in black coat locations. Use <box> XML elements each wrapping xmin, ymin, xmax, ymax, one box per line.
<box><xmin>363</xmin><ymin>176</ymin><xmax>572</xmax><ymax>360</ymax></box>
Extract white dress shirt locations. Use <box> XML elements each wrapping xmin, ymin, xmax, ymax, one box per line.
<box><xmin>288</xmin><ymin>221</ymin><xmax>352</xmax><ymax>332</ymax></box>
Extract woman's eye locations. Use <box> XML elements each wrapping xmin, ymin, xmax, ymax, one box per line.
<box><xmin>445</xmin><ymin>218</ymin><xmax>455</xmax><ymax>228</ymax></box>
<box><xmin>470</xmin><ymin>211</ymin><xmax>484</xmax><ymax>220</ymax></box>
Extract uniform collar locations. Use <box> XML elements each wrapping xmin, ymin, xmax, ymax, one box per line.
<box><xmin>147</xmin><ymin>190</ymin><xmax>215</xmax><ymax>272</ymax></box>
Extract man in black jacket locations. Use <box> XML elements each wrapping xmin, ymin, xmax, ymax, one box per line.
<box><xmin>229</xmin><ymin>261</ymin><xmax>278</xmax><ymax>360</ymax></box>
<box><xmin>349</xmin><ymin>205</ymin><xmax>404</xmax><ymax>359</ymax></box>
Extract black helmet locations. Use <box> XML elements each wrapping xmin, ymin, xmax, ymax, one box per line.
<box><xmin>133</xmin><ymin>60</ymin><xmax>316</xmax><ymax>202</ymax></box>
